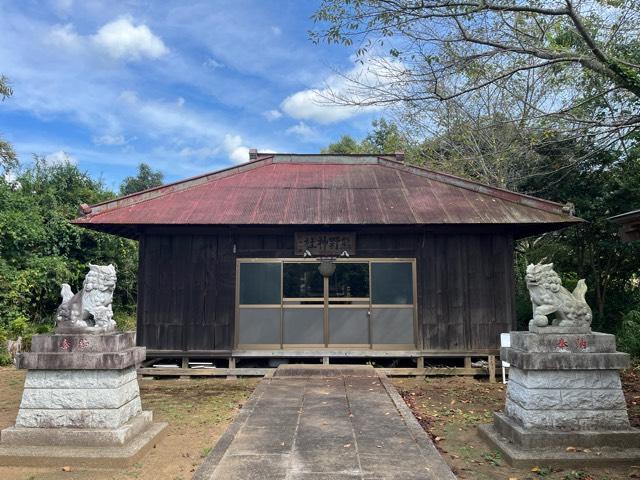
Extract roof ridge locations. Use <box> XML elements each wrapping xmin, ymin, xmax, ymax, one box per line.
<box><xmin>376</xmin><ymin>157</ymin><xmax>572</xmax><ymax>217</ymax></box>
<box><xmin>83</xmin><ymin>155</ymin><xmax>275</xmax><ymax>216</ymax></box>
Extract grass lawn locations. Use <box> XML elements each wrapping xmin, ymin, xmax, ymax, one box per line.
<box><xmin>394</xmin><ymin>367</ymin><xmax>640</xmax><ymax>480</ymax></box>
<box><xmin>0</xmin><ymin>368</ymin><xmax>258</xmax><ymax>480</ymax></box>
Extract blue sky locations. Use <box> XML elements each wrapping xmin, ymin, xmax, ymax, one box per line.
<box><xmin>0</xmin><ymin>0</ymin><xmax>386</xmax><ymax>190</ymax></box>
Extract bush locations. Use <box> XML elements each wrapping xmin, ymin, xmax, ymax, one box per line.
<box><xmin>0</xmin><ymin>350</ymin><xmax>13</xmax><ymax>366</ymax></box>
<box><xmin>114</xmin><ymin>311</ymin><xmax>137</xmax><ymax>332</ymax></box>
<box><xmin>617</xmin><ymin>310</ymin><xmax>640</xmax><ymax>359</ymax></box>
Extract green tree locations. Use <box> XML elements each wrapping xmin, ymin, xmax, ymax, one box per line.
<box><xmin>322</xmin><ymin>135</ymin><xmax>364</xmax><ymax>154</ymax></box>
<box><xmin>0</xmin><ymin>157</ymin><xmax>138</xmax><ymax>345</ymax></box>
<box><xmin>514</xmin><ymin>141</ymin><xmax>640</xmax><ymax>332</ymax></box>
<box><xmin>323</xmin><ymin>118</ymin><xmax>418</xmax><ymax>160</ymax></box>
<box><xmin>312</xmin><ymin>0</ymin><xmax>640</xmax><ymax>154</ymax></box>
<box><xmin>0</xmin><ymin>75</ymin><xmax>17</xmax><ymax>173</ymax></box>
<box><xmin>119</xmin><ymin>163</ymin><xmax>163</xmax><ymax>196</ymax></box>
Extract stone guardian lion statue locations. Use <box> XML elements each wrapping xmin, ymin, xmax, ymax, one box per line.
<box><xmin>526</xmin><ymin>261</ymin><xmax>592</xmax><ymax>330</ymax></box>
<box><xmin>55</xmin><ymin>264</ymin><xmax>117</xmax><ymax>333</ymax></box>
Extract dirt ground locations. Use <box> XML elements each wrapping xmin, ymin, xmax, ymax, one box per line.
<box><xmin>2</xmin><ymin>367</ymin><xmax>640</xmax><ymax>480</ymax></box>
<box><xmin>0</xmin><ymin>368</ymin><xmax>258</xmax><ymax>480</ymax></box>
<box><xmin>394</xmin><ymin>367</ymin><xmax>640</xmax><ymax>480</ymax></box>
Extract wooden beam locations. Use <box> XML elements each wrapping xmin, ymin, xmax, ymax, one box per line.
<box><xmin>488</xmin><ymin>355</ymin><xmax>497</xmax><ymax>383</ymax></box>
<box><xmin>380</xmin><ymin>367</ymin><xmax>486</xmax><ymax>377</ymax></box>
<box><xmin>138</xmin><ymin>368</ymin><xmax>272</xmax><ymax>377</ymax></box>
<box><xmin>138</xmin><ymin>366</ymin><xmax>488</xmax><ymax>378</ymax></box>
<box><xmin>231</xmin><ymin>350</ymin><xmax>500</xmax><ymax>358</ymax></box>
<box><xmin>180</xmin><ymin>357</ymin><xmax>190</xmax><ymax>380</ymax></box>
<box><xmin>227</xmin><ymin>358</ymin><xmax>237</xmax><ymax>380</ymax></box>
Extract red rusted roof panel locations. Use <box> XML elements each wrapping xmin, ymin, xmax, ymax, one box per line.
<box><xmin>74</xmin><ymin>159</ymin><xmax>581</xmax><ymax>226</ymax></box>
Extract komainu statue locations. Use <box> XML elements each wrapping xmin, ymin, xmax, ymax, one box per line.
<box><xmin>526</xmin><ymin>262</ymin><xmax>592</xmax><ymax>331</ymax></box>
<box><xmin>55</xmin><ymin>264</ymin><xmax>117</xmax><ymax>333</ymax></box>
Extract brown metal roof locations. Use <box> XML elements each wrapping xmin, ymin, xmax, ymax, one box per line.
<box><xmin>72</xmin><ymin>154</ymin><xmax>581</xmax><ymax>234</ymax></box>
<box><xmin>609</xmin><ymin>209</ymin><xmax>640</xmax><ymax>242</ymax></box>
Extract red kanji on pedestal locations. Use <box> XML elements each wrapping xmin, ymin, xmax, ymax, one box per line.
<box><xmin>60</xmin><ymin>338</ymin><xmax>71</xmax><ymax>351</ymax></box>
<box><xmin>557</xmin><ymin>338</ymin><xmax>568</xmax><ymax>349</ymax></box>
<box><xmin>576</xmin><ymin>338</ymin><xmax>588</xmax><ymax>351</ymax></box>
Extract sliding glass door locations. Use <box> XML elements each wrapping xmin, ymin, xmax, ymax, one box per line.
<box><xmin>236</xmin><ymin>259</ymin><xmax>416</xmax><ymax>349</ymax></box>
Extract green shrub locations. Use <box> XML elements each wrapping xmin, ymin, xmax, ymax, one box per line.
<box><xmin>115</xmin><ymin>311</ymin><xmax>137</xmax><ymax>332</ymax></box>
<box><xmin>0</xmin><ymin>351</ymin><xmax>13</xmax><ymax>366</ymax></box>
<box><xmin>617</xmin><ymin>310</ymin><xmax>640</xmax><ymax>359</ymax></box>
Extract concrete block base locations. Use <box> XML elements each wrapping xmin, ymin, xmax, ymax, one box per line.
<box><xmin>492</xmin><ymin>412</ymin><xmax>640</xmax><ymax>449</ymax></box>
<box><xmin>1</xmin><ymin>331</ymin><xmax>166</xmax><ymax>467</ymax></box>
<box><xmin>480</xmin><ymin>330</ymin><xmax>638</xmax><ymax>467</ymax></box>
<box><xmin>479</xmin><ymin>423</ymin><xmax>640</xmax><ymax>468</ymax></box>
<box><xmin>1</xmin><ymin>411</ymin><xmax>154</xmax><ymax>447</ymax></box>
<box><xmin>0</xmin><ymin>421</ymin><xmax>167</xmax><ymax>468</ymax></box>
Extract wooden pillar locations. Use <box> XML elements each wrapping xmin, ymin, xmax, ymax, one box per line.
<box><xmin>227</xmin><ymin>357</ymin><xmax>237</xmax><ymax>380</ymax></box>
<box><xmin>322</xmin><ymin>356</ymin><xmax>330</xmax><ymax>365</ymax></box>
<box><xmin>416</xmin><ymin>357</ymin><xmax>424</xmax><ymax>369</ymax></box>
<box><xmin>464</xmin><ymin>357</ymin><xmax>472</xmax><ymax>369</ymax></box>
<box><xmin>488</xmin><ymin>355</ymin><xmax>496</xmax><ymax>384</ymax></box>
<box><xmin>180</xmin><ymin>356</ymin><xmax>190</xmax><ymax>380</ymax></box>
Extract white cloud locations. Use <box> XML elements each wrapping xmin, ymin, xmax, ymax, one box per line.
<box><xmin>263</xmin><ymin>109</ymin><xmax>282</xmax><ymax>121</ymax></box>
<box><xmin>223</xmin><ymin>134</ymin><xmax>250</xmax><ymax>164</ymax></box>
<box><xmin>285</xmin><ymin>122</ymin><xmax>318</xmax><ymax>141</ymax></box>
<box><xmin>92</xmin><ymin>16</ymin><xmax>168</xmax><ymax>60</ymax></box>
<box><xmin>271</xmin><ymin>26</ymin><xmax>282</xmax><ymax>36</ymax></box>
<box><xmin>50</xmin><ymin>23</ymin><xmax>80</xmax><ymax>47</ymax></box>
<box><xmin>45</xmin><ymin>150</ymin><xmax>77</xmax><ymax>165</ymax></box>
<box><xmin>179</xmin><ymin>146</ymin><xmax>219</xmax><ymax>158</ymax></box>
<box><xmin>93</xmin><ymin>133</ymin><xmax>127</xmax><ymax>146</ymax></box>
<box><xmin>203</xmin><ymin>58</ymin><xmax>224</xmax><ymax>69</ymax></box>
<box><xmin>51</xmin><ymin>0</ymin><xmax>74</xmax><ymax>16</ymax></box>
<box><xmin>281</xmin><ymin>57</ymin><xmax>402</xmax><ymax>124</ymax></box>
<box><xmin>176</xmin><ymin>97</ymin><xmax>185</xmax><ymax>107</ymax></box>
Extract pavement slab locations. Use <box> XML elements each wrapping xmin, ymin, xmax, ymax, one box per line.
<box><xmin>194</xmin><ymin>366</ymin><xmax>456</xmax><ymax>480</ymax></box>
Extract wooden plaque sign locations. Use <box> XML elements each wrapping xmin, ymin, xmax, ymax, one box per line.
<box><xmin>294</xmin><ymin>232</ymin><xmax>356</xmax><ymax>256</ymax></box>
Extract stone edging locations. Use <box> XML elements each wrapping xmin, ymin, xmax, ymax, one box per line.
<box><xmin>377</xmin><ymin>373</ymin><xmax>458</xmax><ymax>480</ymax></box>
<box><xmin>192</xmin><ymin>381</ymin><xmax>267</xmax><ymax>480</ymax></box>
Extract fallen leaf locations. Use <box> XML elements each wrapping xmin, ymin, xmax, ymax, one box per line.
<box><xmin>566</xmin><ymin>446</ymin><xmax>577</xmax><ymax>452</ymax></box>
<box><xmin>62</xmin><ymin>466</ymin><xmax>72</xmax><ymax>472</ymax></box>
<box><xmin>343</xmin><ymin>444</ymin><xmax>351</xmax><ymax>448</ymax></box>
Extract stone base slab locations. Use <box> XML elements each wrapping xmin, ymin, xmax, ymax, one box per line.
<box><xmin>511</xmin><ymin>331</ymin><xmax>616</xmax><ymax>353</ymax></box>
<box><xmin>274</xmin><ymin>364</ymin><xmax>377</xmax><ymax>377</ymax></box>
<box><xmin>479</xmin><ymin>423</ymin><xmax>640</xmax><ymax>468</ymax></box>
<box><xmin>501</xmin><ymin>349</ymin><xmax>630</xmax><ymax>370</ymax></box>
<box><xmin>16</xmin><ymin>396</ymin><xmax>142</xmax><ymax>429</ymax></box>
<box><xmin>1</xmin><ymin>411</ymin><xmax>153</xmax><ymax>447</ymax></box>
<box><xmin>31</xmin><ymin>332</ymin><xmax>136</xmax><ymax>353</ymax></box>
<box><xmin>0</xmin><ymin>421</ymin><xmax>167</xmax><ymax>468</ymax></box>
<box><xmin>24</xmin><ymin>366</ymin><xmax>137</xmax><ymax>389</ymax></box>
<box><xmin>529</xmin><ymin>325</ymin><xmax>592</xmax><ymax>334</ymax></box>
<box><xmin>492</xmin><ymin>412</ymin><xmax>640</xmax><ymax>449</ymax></box>
<box><xmin>17</xmin><ymin>347</ymin><xmax>145</xmax><ymax>370</ymax></box>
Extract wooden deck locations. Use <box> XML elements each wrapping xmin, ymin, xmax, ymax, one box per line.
<box><xmin>139</xmin><ymin>349</ymin><xmax>499</xmax><ymax>381</ymax></box>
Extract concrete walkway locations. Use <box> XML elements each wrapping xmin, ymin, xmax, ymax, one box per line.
<box><xmin>194</xmin><ymin>365</ymin><xmax>456</xmax><ymax>480</ymax></box>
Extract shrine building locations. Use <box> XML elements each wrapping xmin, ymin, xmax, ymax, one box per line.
<box><xmin>72</xmin><ymin>152</ymin><xmax>580</xmax><ymax>371</ymax></box>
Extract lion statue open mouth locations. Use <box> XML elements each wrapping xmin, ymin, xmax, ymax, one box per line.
<box><xmin>55</xmin><ymin>264</ymin><xmax>117</xmax><ymax>334</ymax></box>
<box><xmin>526</xmin><ymin>261</ymin><xmax>592</xmax><ymax>331</ymax></box>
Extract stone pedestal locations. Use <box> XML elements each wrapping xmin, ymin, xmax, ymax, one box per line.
<box><xmin>0</xmin><ymin>332</ymin><xmax>167</xmax><ymax>467</ymax></box>
<box><xmin>479</xmin><ymin>330</ymin><xmax>640</xmax><ymax>467</ymax></box>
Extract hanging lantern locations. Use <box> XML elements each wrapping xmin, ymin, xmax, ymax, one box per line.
<box><xmin>318</xmin><ymin>258</ymin><xmax>336</xmax><ymax>277</ymax></box>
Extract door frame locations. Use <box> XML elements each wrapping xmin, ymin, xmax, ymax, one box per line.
<box><xmin>234</xmin><ymin>257</ymin><xmax>418</xmax><ymax>350</ymax></box>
